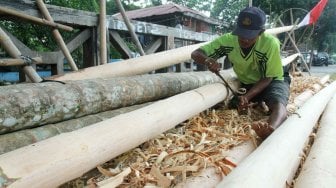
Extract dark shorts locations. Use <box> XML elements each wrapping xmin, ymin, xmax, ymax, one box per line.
<box><xmin>242</xmin><ymin>77</ymin><xmax>291</xmax><ymax>106</ymax></box>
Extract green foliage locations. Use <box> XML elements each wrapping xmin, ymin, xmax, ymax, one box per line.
<box><xmin>44</xmin><ymin>0</ymin><xmax>99</xmax><ymax>12</ymax></box>
<box><xmin>212</xmin><ymin>0</ymin><xmax>248</xmax><ymax>31</ymax></box>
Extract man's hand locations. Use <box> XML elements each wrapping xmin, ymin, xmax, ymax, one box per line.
<box><xmin>238</xmin><ymin>95</ymin><xmax>249</xmax><ymax>107</ymax></box>
<box><xmin>204</xmin><ymin>58</ymin><xmax>220</xmax><ymax>73</ymax></box>
<box><xmin>238</xmin><ymin>95</ymin><xmax>249</xmax><ymax>113</ymax></box>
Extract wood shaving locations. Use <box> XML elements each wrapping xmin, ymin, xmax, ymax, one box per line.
<box><xmin>60</xmin><ymin>74</ymin><xmax>324</xmax><ymax>188</ymax></box>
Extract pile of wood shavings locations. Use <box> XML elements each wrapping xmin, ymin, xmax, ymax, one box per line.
<box><xmin>62</xmin><ymin>74</ymin><xmax>324</xmax><ymax>188</ymax></box>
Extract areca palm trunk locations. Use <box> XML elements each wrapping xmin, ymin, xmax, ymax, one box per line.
<box><xmin>0</xmin><ymin>71</ymin><xmax>233</xmax><ymax>134</ymax></box>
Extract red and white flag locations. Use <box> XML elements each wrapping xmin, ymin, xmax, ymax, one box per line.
<box><xmin>297</xmin><ymin>0</ymin><xmax>328</xmax><ymax>27</ymax></box>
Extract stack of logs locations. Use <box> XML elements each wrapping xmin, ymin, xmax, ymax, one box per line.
<box><xmin>0</xmin><ymin>65</ymin><xmax>335</xmax><ymax>187</ymax></box>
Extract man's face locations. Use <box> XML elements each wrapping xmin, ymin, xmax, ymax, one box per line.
<box><xmin>238</xmin><ymin>36</ymin><xmax>259</xmax><ymax>48</ymax></box>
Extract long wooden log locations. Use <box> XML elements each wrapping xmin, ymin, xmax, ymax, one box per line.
<box><xmin>0</xmin><ymin>71</ymin><xmax>232</xmax><ymax>134</ymax></box>
<box><xmin>295</xmin><ymin>94</ymin><xmax>336</xmax><ymax>187</ymax></box>
<box><xmin>0</xmin><ymin>82</ymin><xmax>233</xmax><ymax>188</ymax></box>
<box><xmin>0</xmin><ymin>6</ymin><xmax>73</xmax><ymax>31</ymax></box>
<box><xmin>176</xmin><ymin>141</ymin><xmax>256</xmax><ymax>188</ymax></box>
<box><xmin>0</xmin><ymin>103</ymin><xmax>150</xmax><ymax>155</ymax></box>
<box><xmin>50</xmin><ymin>42</ymin><xmax>206</xmax><ymax>81</ymax></box>
<box><xmin>50</xmin><ymin>42</ymin><xmax>297</xmax><ymax>82</ymax></box>
<box><xmin>216</xmin><ymin>81</ymin><xmax>336</xmax><ymax>188</ymax></box>
<box><xmin>293</xmin><ymin>75</ymin><xmax>330</xmax><ymax>107</ymax></box>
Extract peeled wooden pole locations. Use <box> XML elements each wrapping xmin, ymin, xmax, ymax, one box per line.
<box><xmin>217</xmin><ymin>81</ymin><xmax>336</xmax><ymax>188</ymax></box>
<box><xmin>50</xmin><ymin>25</ymin><xmax>297</xmax><ymax>82</ymax></box>
<box><xmin>0</xmin><ymin>71</ymin><xmax>226</xmax><ymax>134</ymax></box>
<box><xmin>0</xmin><ymin>7</ymin><xmax>73</xmax><ymax>31</ymax></box>
<box><xmin>176</xmin><ymin>141</ymin><xmax>256</xmax><ymax>188</ymax></box>
<box><xmin>293</xmin><ymin>75</ymin><xmax>330</xmax><ymax>107</ymax></box>
<box><xmin>36</xmin><ymin>0</ymin><xmax>78</xmax><ymax>71</ymax></box>
<box><xmin>281</xmin><ymin>53</ymin><xmax>300</xmax><ymax>66</ymax></box>
<box><xmin>0</xmin><ymin>103</ymin><xmax>150</xmax><ymax>155</ymax></box>
<box><xmin>0</xmin><ymin>27</ymin><xmax>42</xmax><ymax>82</ymax></box>
<box><xmin>295</xmin><ymin>94</ymin><xmax>336</xmax><ymax>187</ymax></box>
<box><xmin>265</xmin><ymin>25</ymin><xmax>296</xmax><ymax>35</ymax></box>
<box><xmin>0</xmin><ymin>83</ymin><xmax>231</xmax><ymax>188</ymax></box>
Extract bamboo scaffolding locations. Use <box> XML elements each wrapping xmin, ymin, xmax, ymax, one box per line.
<box><xmin>36</xmin><ymin>0</ymin><xmax>78</xmax><ymax>71</ymax></box>
<box><xmin>0</xmin><ymin>6</ymin><xmax>73</xmax><ymax>32</ymax></box>
<box><xmin>216</xmin><ymin>81</ymin><xmax>336</xmax><ymax>188</ymax></box>
<box><xmin>0</xmin><ymin>83</ymin><xmax>232</xmax><ymax>188</ymax></box>
<box><xmin>295</xmin><ymin>94</ymin><xmax>336</xmax><ymax>187</ymax></box>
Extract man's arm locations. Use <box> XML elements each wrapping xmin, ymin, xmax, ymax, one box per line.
<box><xmin>191</xmin><ymin>49</ymin><xmax>220</xmax><ymax>72</ymax></box>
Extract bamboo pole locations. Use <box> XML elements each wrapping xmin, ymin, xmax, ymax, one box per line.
<box><xmin>36</xmin><ymin>0</ymin><xmax>78</xmax><ymax>71</ymax></box>
<box><xmin>99</xmin><ymin>0</ymin><xmax>107</xmax><ymax>64</ymax></box>
<box><xmin>0</xmin><ymin>7</ymin><xmax>73</xmax><ymax>32</ymax></box>
<box><xmin>0</xmin><ymin>83</ymin><xmax>230</xmax><ymax>188</ymax></box>
<box><xmin>216</xmin><ymin>81</ymin><xmax>336</xmax><ymax>188</ymax></box>
<box><xmin>0</xmin><ymin>103</ymin><xmax>150</xmax><ymax>155</ymax></box>
<box><xmin>295</xmin><ymin>94</ymin><xmax>336</xmax><ymax>187</ymax></box>
<box><xmin>115</xmin><ymin>0</ymin><xmax>145</xmax><ymax>56</ymax></box>
<box><xmin>0</xmin><ymin>27</ymin><xmax>42</xmax><ymax>82</ymax></box>
<box><xmin>0</xmin><ymin>71</ymin><xmax>231</xmax><ymax>134</ymax></box>
<box><xmin>0</xmin><ymin>57</ymin><xmax>43</xmax><ymax>66</ymax></box>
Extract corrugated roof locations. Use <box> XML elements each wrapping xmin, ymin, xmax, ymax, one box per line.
<box><xmin>113</xmin><ymin>3</ymin><xmax>220</xmax><ymax>25</ymax></box>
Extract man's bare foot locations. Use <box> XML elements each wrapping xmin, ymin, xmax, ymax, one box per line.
<box><xmin>251</xmin><ymin>121</ymin><xmax>274</xmax><ymax>140</ymax></box>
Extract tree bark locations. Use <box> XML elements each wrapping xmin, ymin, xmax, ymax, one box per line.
<box><xmin>0</xmin><ymin>71</ymin><xmax>230</xmax><ymax>134</ymax></box>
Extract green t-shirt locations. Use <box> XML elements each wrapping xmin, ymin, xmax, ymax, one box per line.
<box><xmin>200</xmin><ymin>33</ymin><xmax>283</xmax><ymax>84</ymax></box>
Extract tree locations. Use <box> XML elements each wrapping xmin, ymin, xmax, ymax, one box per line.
<box><xmin>211</xmin><ymin>0</ymin><xmax>248</xmax><ymax>31</ymax></box>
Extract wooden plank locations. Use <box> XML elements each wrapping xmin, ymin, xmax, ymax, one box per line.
<box><xmin>0</xmin><ymin>0</ymin><xmax>217</xmax><ymax>42</ymax></box>
<box><xmin>144</xmin><ymin>37</ymin><xmax>162</xmax><ymax>54</ymax></box>
<box><xmin>109</xmin><ymin>30</ymin><xmax>132</xmax><ymax>58</ymax></box>
<box><xmin>0</xmin><ymin>6</ymin><xmax>73</xmax><ymax>31</ymax></box>
<box><xmin>66</xmin><ymin>29</ymin><xmax>91</xmax><ymax>52</ymax></box>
